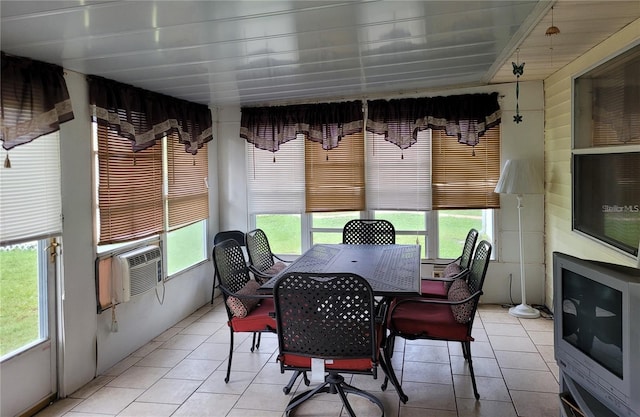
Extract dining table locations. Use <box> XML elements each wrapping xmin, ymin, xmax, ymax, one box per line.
<box><xmin>259</xmin><ymin>243</ymin><xmax>422</xmax><ymax>297</ymax></box>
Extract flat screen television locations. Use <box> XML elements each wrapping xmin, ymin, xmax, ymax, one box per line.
<box><xmin>554</xmin><ymin>252</ymin><xmax>640</xmax><ymax>417</ymax></box>
<box><xmin>572</xmin><ymin>152</ymin><xmax>640</xmax><ymax>259</ymax></box>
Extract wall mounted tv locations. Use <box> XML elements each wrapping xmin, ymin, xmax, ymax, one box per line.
<box><xmin>572</xmin><ymin>151</ymin><xmax>640</xmax><ymax>258</ymax></box>
<box><xmin>553</xmin><ymin>252</ymin><xmax>640</xmax><ymax>417</ymax></box>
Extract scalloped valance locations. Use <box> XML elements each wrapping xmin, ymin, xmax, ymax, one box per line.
<box><xmin>240</xmin><ymin>100</ymin><xmax>363</xmax><ymax>151</ymax></box>
<box><xmin>367</xmin><ymin>92</ymin><xmax>501</xmax><ymax>149</ymax></box>
<box><xmin>88</xmin><ymin>75</ymin><xmax>212</xmax><ymax>154</ymax></box>
<box><xmin>1</xmin><ymin>52</ymin><xmax>74</xmax><ymax>151</ymax></box>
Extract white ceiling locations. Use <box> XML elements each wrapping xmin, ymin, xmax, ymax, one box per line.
<box><xmin>1</xmin><ymin>1</ymin><xmax>639</xmax><ymax>108</ymax></box>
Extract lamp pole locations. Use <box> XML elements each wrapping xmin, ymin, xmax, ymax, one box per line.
<box><xmin>509</xmin><ymin>194</ymin><xmax>540</xmax><ymax>318</ymax></box>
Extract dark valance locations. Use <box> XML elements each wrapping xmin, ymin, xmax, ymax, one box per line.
<box><xmin>367</xmin><ymin>92</ymin><xmax>501</xmax><ymax>149</ymax></box>
<box><xmin>240</xmin><ymin>100</ymin><xmax>363</xmax><ymax>151</ymax></box>
<box><xmin>1</xmin><ymin>52</ymin><xmax>74</xmax><ymax>150</ymax></box>
<box><xmin>88</xmin><ymin>75</ymin><xmax>212</xmax><ymax>154</ymax></box>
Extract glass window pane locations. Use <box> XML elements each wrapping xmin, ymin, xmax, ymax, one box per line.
<box><xmin>438</xmin><ymin>209</ymin><xmax>490</xmax><ymax>259</ymax></box>
<box><xmin>256</xmin><ymin>214</ymin><xmax>301</xmax><ymax>255</ymax></box>
<box><xmin>167</xmin><ymin>220</ymin><xmax>207</xmax><ymax>275</ymax></box>
<box><xmin>311</xmin><ymin>232</ymin><xmax>343</xmax><ymax>245</ymax></box>
<box><xmin>395</xmin><ymin>234</ymin><xmax>426</xmax><ymax>258</ymax></box>
<box><xmin>311</xmin><ymin>212</ymin><xmax>360</xmax><ymax>229</ymax></box>
<box><xmin>0</xmin><ymin>241</ymin><xmax>42</xmax><ymax>358</ymax></box>
<box><xmin>374</xmin><ymin>211</ymin><xmax>426</xmax><ymax>231</ymax></box>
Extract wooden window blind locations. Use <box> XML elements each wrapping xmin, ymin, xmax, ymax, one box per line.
<box><xmin>97</xmin><ymin>122</ymin><xmax>163</xmax><ymax>244</ymax></box>
<box><xmin>431</xmin><ymin>126</ymin><xmax>500</xmax><ymax>209</ymax></box>
<box><xmin>166</xmin><ymin>132</ymin><xmax>209</xmax><ymax>229</ymax></box>
<box><xmin>305</xmin><ymin>132</ymin><xmax>365</xmax><ymax>212</ymax></box>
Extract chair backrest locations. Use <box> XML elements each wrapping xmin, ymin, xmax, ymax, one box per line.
<box><xmin>342</xmin><ymin>219</ymin><xmax>396</xmax><ymax>245</ymax></box>
<box><xmin>274</xmin><ymin>273</ymin><xmax>377</xmax><ymax>363</ymax></box>
<box><xmin>214</xmin><ymin>230</ymin><xmax>246</xmax><ymax>246</ymax></box>
<box><xmin>213</xmin><ymin>238</ymin><xmax>252</xmax><ymax>297</ymax></box>
<box><xmin>245</xmin><ymin>228</ymin><xmax>276</xmax><ymax>272</ymax></box>
<box><xmin>466</xmin><ymin>240</ymin><xmax>492</xmax><ymax>310</ymax></box>
<box><xmin>459</xmin><ymin>228</ymin><xmax>479</xmax><ymax>270</ymax></box>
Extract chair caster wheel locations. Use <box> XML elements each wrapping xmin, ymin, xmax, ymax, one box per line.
<box><xmin>283</xmin><ymin>386</ymin><xmax>291</xmax><ymax>394</ymax></box>
<box><xmin>400</xmin><ymin>394</ymin><xmax>408</xmax><ymax>404</ymax></box>
<box><xmin>224</xmin><ymin>377</ymin><xmax>229</xmax><ymax>383</ymax></box>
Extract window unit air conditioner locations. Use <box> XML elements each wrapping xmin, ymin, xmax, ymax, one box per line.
<box><xmin>112</xmin><ymin>245</ymin><xmax>163</xmax><ymax>304</ymax></box>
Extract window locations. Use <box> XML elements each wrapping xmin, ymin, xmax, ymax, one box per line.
<box><xmin>247</xmin><ymin>126</ymin><xmax>499</xmax><ymax>260</ymax></box>
<box><xmin>94</xmin><ymin>126</ymin><xmax>208</xmax><ymax>276</ymax></box>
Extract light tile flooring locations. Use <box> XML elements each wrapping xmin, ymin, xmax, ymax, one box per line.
<box><xmin>35</xmin><ymin>302</ymin><xmax>559</xmax><ymax>417</ymax></box>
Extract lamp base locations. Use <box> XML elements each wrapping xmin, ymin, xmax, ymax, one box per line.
<box><xmin>509</xmin><ymin>303</ymin><xmax>540</xmax><ymax>319</ymax></box>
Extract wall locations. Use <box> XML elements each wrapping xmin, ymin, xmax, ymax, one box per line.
<box><xmin>58</xmin><ymin>72</ymin><xmax>217</xmax><ymax>396</ymax></box>
<box><xmin>216</xmin><ymin>81</ymin><xmax>546</xmax><ymax>306</ymax></box>
<box><xmin>544</xmin><ymin>19</ymin><xmax>640</xmax><ymax>308</ymax></box>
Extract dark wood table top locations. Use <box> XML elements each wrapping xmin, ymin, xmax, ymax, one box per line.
<box><xmin>260</xmin><ymin>243</ymin><xmax>422</xmax><ymax>297</ymax></box>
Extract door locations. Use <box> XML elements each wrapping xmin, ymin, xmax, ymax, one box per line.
<box><xmin>0</xmin><ymin>238</ymin><xmax>59</xmax><ymax>416</ymax></box>
<box><xmin>0</xmin><ymin>131</ymin><xmax>63</xmax><ymax>417</ymax></box>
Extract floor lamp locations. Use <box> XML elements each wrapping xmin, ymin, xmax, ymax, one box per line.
<box><xmin>495</xmin><ymin>159</ymin><xmax>543</xmax><ymax>319</ymax></box>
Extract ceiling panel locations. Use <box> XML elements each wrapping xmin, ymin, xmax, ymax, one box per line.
<box><xmin>1</xmin><ymin>1</ymin><xmax>639</xmax><ymax>108</ymax></box>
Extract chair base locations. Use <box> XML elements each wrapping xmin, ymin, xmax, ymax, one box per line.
<box><xmin>286</xmin><ymin>373</ymin><xmax>384</xmax><ymax>417</ymax></box>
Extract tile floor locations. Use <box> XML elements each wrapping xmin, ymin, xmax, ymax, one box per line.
<box><xmin>35</xmin><ymin>301</ymin><xmax>559</xmax><ymax>417</ymax></box>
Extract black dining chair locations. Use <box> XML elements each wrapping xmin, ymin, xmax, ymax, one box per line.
<box><xmin>421</xmin><ymin>228</ymin><xmax>479</xmax><ymax>298</ymax></box>
<box><xmin>273</xmin><ymin>272</ymin><xmax>386</xmax><ymax>417</ymax></box>
<box><xmin>245</xmin><ymin>228</ymin><xmax>290</xmax><ymax>283</ymax></box>
<box><xmin>382</xmin><ymin>240</ymin><xmax>492</xmax><ymax>402</ymax></box>
<box><xmin>211</xmin><ymin>230</ymin><xmax>247</xmax><ymax>304</ymax></box>
<box><xmin>212</xmin><ymin>238</ymin><xmax>276</xmax><ymax>383</ymax></box>
<box><xmin>342</xmin><ymin>219</ymin><xmax>395</xmax><ymax>245</ymax></box>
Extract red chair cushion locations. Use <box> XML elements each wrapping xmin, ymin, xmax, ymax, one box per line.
<box><xmin>388</xmin><ymin>300</ymin><xmax>472</xmax><ymax>342</ymax></box>
<box><xmin>229</xmin><ymin>297</ymin><xmax>276</xmax><ymax>332</ymax></box>
<box><xmin>420</xmin><ymin>280</ymin><xmax>448</xmax><ymax>298</ymax></box>
<box><xmin>279</xmin><ymin>322</ymin><xmax>383</xmax><ymax>371</ymax></box>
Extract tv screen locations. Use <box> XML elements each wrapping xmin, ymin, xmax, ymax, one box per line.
<box><xmin>573</xmin><ymin>152</ymin><xmax>640</xmax><ymax>257</ymax></box>
<box><xmin>561</xmin><ymin>268</ymin><xmax>623</xmax><ymax>378</ymax></box>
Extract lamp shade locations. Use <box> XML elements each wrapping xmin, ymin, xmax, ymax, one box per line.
<box><xmin>494</xmin><ymin>159</ymin><xmax>543</xmax><ymax>195</ymax></box>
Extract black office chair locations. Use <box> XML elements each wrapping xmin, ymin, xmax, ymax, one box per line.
<box><xmin>274</xmin><ymin>272</ymin><xmax>385</xmax><ymax>417</ymax></box>
<box><xmin>211</xmin><ymin>230</ymin><xmax>247</xmax><ymax>304</ymax></box>
<box><xmin>342</xmin><ymin>219</ymin><xmax>395</xmax><ymax>245</ymax></box>
<box><xmin>246</xmin><ymin>228</ymin><xmax>290</xmax><ymax>283</ymax></box>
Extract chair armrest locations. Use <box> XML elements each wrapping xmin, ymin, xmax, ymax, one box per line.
<box><xmin>389</xmin><ymin>290</ymin><xmax>483</xmax><ymax>315</ymax></box>
<box><xmin>218</xmin><ymin>283</ymin><xmax>273</xmax><ymax>301</ymax></box>
<box><xmin>272</xmin><ymin>254</ymin><xmax>292</xmax><ymax>264</ymax></box>
<box><xmin>248</xmin><ymin>264</ymin><xmax>272</xmax><ymax>280</ymax></box>
<box><xmin>421</xmin><ymin>268</ymin><xmax>469</xmax><ymax>282</ymax></box>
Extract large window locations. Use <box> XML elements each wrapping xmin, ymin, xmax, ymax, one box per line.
<box><xmin>94</xmin><ymin>126</ymin><xmax>208</xmax><ymax>276</ymax></box>
<box><xmin>246</xmin><ymin>126</ymin><xmax>499</xmax><ymax>260</ymax></box>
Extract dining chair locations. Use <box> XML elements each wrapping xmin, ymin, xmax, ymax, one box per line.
<box><xmin>342</xmin><ymin>219</ymin><xmax>396</xmax><ymax>245</ymax></box>
<box><xmin>382</xmin><ymin>240</ymin><xmax>492</xmax><ymax>402</ymax></box>
<box><xmin>273</xmin><ymin>272</ymin><xmax>385</xmax><ymax>417</ymax></box>
<box><xmin>212</xmin><ymin>238</ymin><xmax>277</xmax><ymax>383</ymax></box>
<box><xmin>245</xmin><ymin>228</ymin><xmax>290</xmax><ymax>283</ymax></box>
<box><xmin>211</xmin><ymin>230</ymin><xmax>247</xmax><ymax>304</ymax></box>
<box><xmin>421</xmin><ymin>228</ymin><xmax>479</xmax><ymax>298</ymax></box>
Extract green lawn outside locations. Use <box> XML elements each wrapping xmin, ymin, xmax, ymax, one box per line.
<box><xmin>257</xmin><ymin>211</ymin><xmax>486</xmax><ymax>258</ymax></box>
<box><xmin>0</xmin><ymin>248</ymin><xmax>39</xmax><ymax>357</ymax></box>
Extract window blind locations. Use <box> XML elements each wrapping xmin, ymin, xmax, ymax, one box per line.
<box><xmin>366</xmin><ymin>130</ymin><xmax>431</xmax><ymax>210</ymax></box>
<box><xmin>0</xmin><ymin>132</ymin><xmax>61</xmax><ymax>245</ymax></box>
<box><xmin>97</xmin><ymin>123</ymin><xmax>163</xmax><ymax>244</ymax></box>
<box><xmin>431</xmin><ymin>126</ymin><xmax>501</xmax><ymax>209</ymax></box>
<box><xmin>247</xmin><ymin>137</ymin><xmax>305</xmax><ymax>214</ymax></box>
<box><xmin>305</xmin><ymin>132</ymin><xmax>365</xmax><ymax>212</ymax></box>
<box><xmin>167</xmin><ymin>132</ymin><xmax>209</xmax><ymax>229</ymax></box>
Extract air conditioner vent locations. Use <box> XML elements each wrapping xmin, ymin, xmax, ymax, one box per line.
<box><xmin>112</xmin><ymin>245</ymin><xmax>163</xmax><ymax>303</ymax></box>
